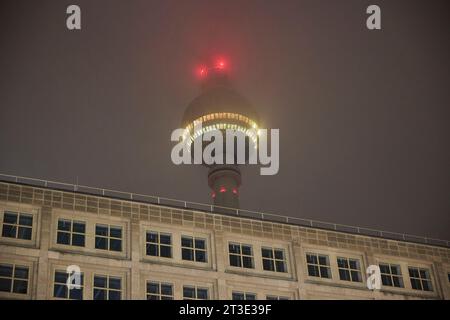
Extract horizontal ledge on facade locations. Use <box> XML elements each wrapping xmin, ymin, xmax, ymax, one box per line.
<box><xmin>224</xmin><ymin>269</ymin><xmax>297</xmax><ymax>282</ymax></box>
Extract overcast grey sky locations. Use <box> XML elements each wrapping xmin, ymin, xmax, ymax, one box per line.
<box><xmin>0</xmin><ymin>0</ymin><xmax>449</xmax><ymax>239</ymax></box>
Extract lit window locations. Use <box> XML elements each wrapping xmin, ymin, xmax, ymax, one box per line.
<box><xmin>266</xmin><ymin>295</ymin><xmax>289</xmax><ymax>300</ymax></box>
<box><xmin>261</xmin><ymin>247</ymin><xmax>287</xmax><ymax>273</ymax></box>
<box><xmin>53</xmin><ymin>270</ymin><xmax>83</xmax><ymax>300</ymax></box>
<box><xmin>379</xmin><ymin>263</ymin><xmax>404</xmax><ymax>288</ymax></box>
<box><xmin>181</xmin><ymin>236</ymin><xmax>207</xmax><ymax>263</ymax></box>
<box><xmin>146</xmin><ymin>231</ymin><xmax>172</xmax><ymax>258</ymax></box>
<box><xmin>0</xmin><ymin>264</ymin><xmax>29</xmax><ymax>294</ymax></box>
<box><xmin>93</xmin><ymin>275</ymin><xmax>122</xmax><ymax>300</ymax></box>
<box><xmin>95</xmin><ymin>224</ymin><xmax>122</xmax><ymax>252</ymax></box>
<box><xmin>56</xmin><ymin>219</ymin><xmax>85</xmax><ymax>247</ymax></box>
<box><xmin>232</xmin><ymin>291</ymin><xmax>256</xmax><ymax>300</ymax></box>
<box><xmin>229</xmin><ymin>243</ymin><xmax>254</xmax><ymax>269</ymax></box>
<box><xmin>183</xmin><ymin>286</ymin><xmax>208</xmax><ymax>300</ymax></box>
<box><xmin>147</xmin><ymin>281</ymin><xmax>173</xmax><ymax>300</ymax></box>
<box><xmin>337</xmin><ymin>257</ymin><xmax>362</xmax><ymax>282</ymax></box>
<box><xmin>1</xmin><ymin>211</ymin><xmax>33</xmax><ymax>240</ymax></box>
<box><xmin>306</xmin><ymin>253</ymin><xmax>331</xmax><ymax>278</ymax></box>
<box><xmin>408</xmin><ymin>267</ymin><xmax>433</xmax><ymax>291</ymax></box>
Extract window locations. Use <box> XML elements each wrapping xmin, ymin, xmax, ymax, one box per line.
<box><xmin>306</xmin><ymin>253</ymin><xmax>331</xmax><ymax>278</ymax></box>
<box><xmin>93</xmin><ymin>275</ymin><xmax>122</xmax><ymax>300</ymax></box>
<box><xmin>57</xmin><ymin>219</ymin><xmax>85</xmax><ymax>247</ymax></box>
<box><xmin>232</xmin><ymin>291</ymin><xmax>256</xmax><ymax>300</ymax></box>
<box><xmin>181</xmin><ymin>236</ymin><xmax>207</xmax><ymax>263</ymax></box>
<box><xmin>1</xmin><ymin>211</ymin><xmax>33</xmax><ymax>240</ymax></box>
<box><xmin>0</xmin><ymin>264</ymin><xmax>29</xmax><ymax>294</ymax></box>
<box><xmin>183</xmin><ymin>286</ymin><xmax>208</xmax><ymax>300</ymax></box>
<box><xmin>95</xmin><ymin>224</ymin><xmax>122</xmax><ymax>252</ymax></box>
<box><xmin>379</xmin><ymin>263</ymin><xmax>404</xmax><ymax>288</ymax></box>
<box><xmin>146</xmin><ymin>281</ymin><xmax>174</xmax><ymax>300</ymax></box>
<box><xmin>229</xmin><ymin>243</ymin><xmax>254</xmax><ymax>268</ymax></box>
<box><xmin>53</xmin><ymin>270</ymin><xmax>84</xmax><ymax>300</ymax></box>
<box><xmin>337</xmin><ymin>257</ymin><xmax>362</xmax><ymax>282</ymax></box>
<box><xmin>146</xmin><ymin>231</ymin><xmax>172</xmax><ymax>258</ymax></box>
<box><xmin>261</xmin><ymin>247</ymin><xmax>287</xmax><ymax>273</ymax></box>
<box><xmin>266</xmin><ymin>295</ymin><xmax>289</xmax><ymax>300</ymax></box>
<box><xmin>408</xmin><ymin>267</ymin><xmax>433</xmax><ymax>292</ymax></box>
<box><xmin>448</xmin><ymin>273</ymin><xmax>450</xmax><ymax>283</ymax></box>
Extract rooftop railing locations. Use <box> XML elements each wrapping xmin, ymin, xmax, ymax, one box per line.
<box><xmin>0</xmin><ymin>173</ymin><xmax>449</xmax><ymax>248</ymax></box>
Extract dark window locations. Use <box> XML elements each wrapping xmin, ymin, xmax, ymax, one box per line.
<box><xmin>146</xmin><ymin>231</ymin><xmax>172</xmax><ymax>258</ymax></box>
<box><xmin>337</xmin><ymin>257</ymin><xmax>362</xmax><ymax>282</ymax></box>
<box><xmin>95</xmin><ymin>224</ymin><xmax>122</xmax><ymax>252</ymax></box>
<box><xmin>183</xmin><ymin>286</ymin><xmax>208</xmax><ymax>300</ymax></box>
<box><xmin>1</xmin><ymin>211</ymin><xmax>33</xmax><ymax>240</ymax></box>
<box><xmin>408</xmin><ymin>267</ymin><xmax>433</xmax><ymax>292</ymax></box>
<box><xmin>306</xmin><ymin>253</ymin><xmax>331</xmax><ymax>278</ymax></box>
<box><xmin>229</xmin><ymin>243</ymin><xmax>254</xmax><ymax>269</ymax></box>
<box><xmin>266</xmin><ymin>295</ymin><xmax>289</xmax><ymax>300</ymax></box>
<box><xmin>232</xmin><ymin>291</ymin><xmax>256</xmax><ymax>300</ymax></box>
<box><xmin>53</xmin><ymin>271</ymin><xmax>83</xmax><ymax>300</ymax></box>
<box><xmin>181</xmin><ymin>236</ymin><xmax>207</xmax><ymax>263</ymax></box>
<box><xmin>262</xmin><ymin>247</ymin><xmax>287</xmax><ymax>273</ymax></box>
<box><xmin>0</xmin><ymin>264</ymin><xmax>29</xmax><ymax>294</ymax></box>
<box><xmin>146</xmin><ymin>281</ymin><xmax>173</xmax><ymax>300</ymax></box>
<box><xmin>57</xmin><ymin>219</ymin><xmax>86</xmax><ymax>247</ymax></box>
<box><xmin>379</xmin><ymin>263</ymin><xmax>404</xmax><ymax>288</ymax></box>
<box><xmin>93</xmin><ymin>275</ymin><xmax>122</xmax><ymax>300</ymax></box>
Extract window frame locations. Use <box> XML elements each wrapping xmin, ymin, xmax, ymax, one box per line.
<box><xmin>182</xmin><ymin>285</ymin><xmax>209</xmax><ymax>300</ymax></box>
<box><xmin>408</xmin><ymin>266</ymin><xmax>433</xmax><ymax>292</ymax></box>
<box><xmin>228</xmin><ymin>242</ymin><xmax>255</xmax><ymax>269</ymax></box>
<box><xmin>145</xmin><ymin>230</ymin><xmax>173</xmax><ymax>259</ymax></box>
<box><xmin>56</xmin><ymin>218</ymin><xmax>86</xmax><ymax>247</ymax></box>
<box><xmin>232</xmin><ymin>291</ymin><xmax>257</xmax><ymax>300</ymax></box>
<box><xmin>181</xmin><ymin>235</ymin><xmax>208</xmax><ymax>263</ymax></box>
<box><xmin>146</xmin><ymin>280</ymin><xmax>174</xmax><ymax>300</ymax></box>
<box><xmin>305</xmin><ymin>252</ymin><xmax>332</xmax><ymax>279</ymax></box>
<box><xmin>52</xmin><ymin>269</ymin><xmax>84</xmax><ymax>300</ymax></box>
<box><xmin>0</xmin><ymin>263</ymin><xmax>30</xmax><ymax>296</ymax></box>
<box><xmin>51</xmin><ymin>210</ymin><xmax>129</xmax><ymax>259</ymax></box>
<box><xmin>337</xmin><ymin>257</ymin><xmax>362</xmax><ymax>283</ymax></box>
<box><xmin>0</xmin><ymin>204</ymin><xmax>40</xmax><ymax>247</ymax></box>
<box><xmin>379</xmin><ymin>262</ymin><xmax>405</xmax><ymax>288</ymax></box>
<box><xmin>94</xmin><ymin>223</ymin><xmax>123</xmax><ymax>252</ymax></box>
<box><xmin>266</xmin><ymin>295</ymin><xmax>290</xmax><ymax>300</ymax></box>
<box><xmin>261</xmin><ymin>247</ymin><xmax>287</xmax><ymax>273</ymax></box>
<box><xmin>92</xmin><ymin>274</ymin><xmax>123</xmax><ymax>300</ymax></box>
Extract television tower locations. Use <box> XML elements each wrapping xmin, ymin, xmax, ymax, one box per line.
<box><xmin>182</xmin><ymin>58</ymin><xmax>260</xmax><ymax>209</ymax></box>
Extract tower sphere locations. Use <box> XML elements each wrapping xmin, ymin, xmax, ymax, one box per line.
<box><xmin>181</xmin><ymin>60</ymin><xmax>260</xmax><ymax>209</ymax></box>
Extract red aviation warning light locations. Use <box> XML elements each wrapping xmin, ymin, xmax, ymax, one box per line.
<box><xmin>196</xmin><ymin>57</ymin><xmax>228</xmax><ymax>79</ymax></box>
<box><xmin>216</xmin><ymin>59</ymin><xmax>226</xmax><ymax>70</ymax></box>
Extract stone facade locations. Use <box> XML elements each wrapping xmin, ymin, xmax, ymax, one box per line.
<box><xmin>0</xmin><ymin>181</ymin><xmax>449</xmax><ymax>300</ymax></box>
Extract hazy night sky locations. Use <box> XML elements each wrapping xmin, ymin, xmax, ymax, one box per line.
<box><xmin>0</xmin><ymin>0</ymin><xmax>449</xmax><ymax>239</ymax></box>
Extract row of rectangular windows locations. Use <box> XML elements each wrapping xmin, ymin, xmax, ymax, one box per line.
<box><xmin>0</xmin><ymin>263</ymin><xmax>288</xmax><ymax>300</ymax></box>
<box><xmin>0</xmin><ymin>211</ymin><xmax>447</xmax><ymax>294</ymax></box>
<box><xmin>1</xmin><ymin>211</ymin><xmax>289</xmax><ymax>272</ymax></box>
<box><xmin>306</xmin><ymin>253</ymin><xmax>434</xmax><ymax>292</ymax></box>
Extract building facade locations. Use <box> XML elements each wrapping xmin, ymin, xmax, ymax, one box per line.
<box><xmin>0</xmin><ymin>180</ymin><xmax>449</xmax><ymax>300</ymax></box>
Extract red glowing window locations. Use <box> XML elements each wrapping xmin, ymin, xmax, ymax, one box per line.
<box><xmin>219</xmin><ymin>186</ymin><xmax>226</xmax><ymax>193</ymax></box>
<box><xmin>211</xmin><ymin>191</ymin><xmax>216</xmax><ymax>198</ymax></box>
<box><xmin>232</xmin><ymin>188</ymin><xmax>238</xmax><ymax>195</ymax></box>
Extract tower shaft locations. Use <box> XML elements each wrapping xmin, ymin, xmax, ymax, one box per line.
<box><xmin>208</xmin><ymin>164</ymin><xmax>241</xmax><ymax>208</ymax></box>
